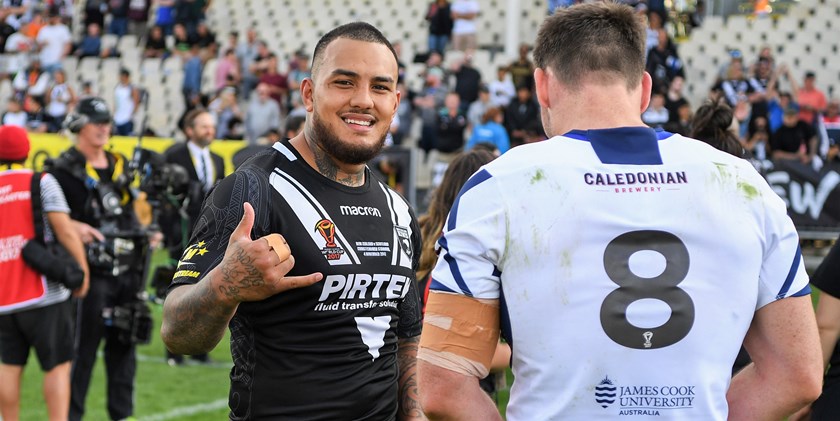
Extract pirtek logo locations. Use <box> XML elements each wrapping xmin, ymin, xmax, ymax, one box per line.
<box><xmin>340</xmin><ymin>205</ymin><xmax>382</xmax><ymax>217</ymax></box>
<box><xmin>318</xmin><ymin>273</ymin><xmax>411</xmax><ymax>301</ymax></box>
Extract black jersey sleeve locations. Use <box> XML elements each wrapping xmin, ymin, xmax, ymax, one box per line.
<box><xmin>812</xmin><ymin>234</ymin><xmax>840</xmax><ymax>298</ymax></box>
<box><xmin>169</xmin><ymin>165</ymin><xmax>274</xmax><ymax>290</ymax></box>
<box><xmin>396</xmin><ymin>206</ymin><xmax>423</xmax><ymax>338</ymax></box>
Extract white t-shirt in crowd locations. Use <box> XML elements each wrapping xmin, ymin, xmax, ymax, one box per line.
<box><xmin>36</xmin><ymin>23</ymin><xmax>72</xmax><ymax>67</ymax></box>
<box><xmin>451</xmin><ymin>0</ymin><xmax>480</xmax><ymax>35</ymax></box>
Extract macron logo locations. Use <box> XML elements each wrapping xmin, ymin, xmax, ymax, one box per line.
<box><xmin>340</xmin><ymin>205</ymin><xmax>382</xmax><ymax>217</ymax></box>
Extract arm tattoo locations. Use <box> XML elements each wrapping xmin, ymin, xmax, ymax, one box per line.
<box><xmin>397</xmin><ymin>336</ymin><xmax>424</xmax><ymax>420</ymax></box>
<box><xmin>167</xmin><ymin>281</ymin><xmax>235</xmax><ymax>353</ymax></box>
<box><xmin>306</xmin><ymin>135</ymin><xmax>366</xmax><ymax>187</ymax></box>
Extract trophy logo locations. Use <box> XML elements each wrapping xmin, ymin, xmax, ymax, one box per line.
<box><xmin>315</xmin><ymin>219</ymin><xmax>344</xmax><ymax>260</ymax></box>
<box><xmin>643</xmin><ymin>331</ymin><xmax>653</xmax><ymax>349</ymax></box>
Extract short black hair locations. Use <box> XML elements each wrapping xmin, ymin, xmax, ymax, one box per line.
<box><xmin>311</xmin><ymin>22</ymin><xmax>397</xmax><ymax>79</ymax></box>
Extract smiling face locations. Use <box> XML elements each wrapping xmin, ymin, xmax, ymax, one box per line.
<box><xmin>302</xmin><ymin>37</ymin><xmax>400</xmax><ymax>165</ymax></box>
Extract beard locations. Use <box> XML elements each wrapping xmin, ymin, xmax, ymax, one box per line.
<box><xmin>311</xmin><ymin>107</ymin><xmax>386</xmax><ymax>165</ymax></box>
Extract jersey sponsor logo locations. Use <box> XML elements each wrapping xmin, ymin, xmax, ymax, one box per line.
<box><xmin>395</xmin><ymin>226</ymin><xmax>413</xmax><ymax>260</ymax></box>
<box><xmin>315</xmin><ymin>219</ymin><xmax>345</xmax><ymax>261</ymax></box>
<box><xmin>766</xmin><ymin>170</ymin><xmax>840</xmax><ymax>219</ymax></box>
<box><xmin>594</xmin><ymin>376</ymin><xmax>696</xmax><ymax>415</ymax></box>
<box><xmin>340</xmin><ymin>205</ymin><xmax>382</xmax><ymax>217</ymax></box>
<box><xmin>316</xmin><ymin>273</ymin><xmax>410</xmax><ymax>302</ymax></box>
<box><xmin>584</xmin><ymin>171</ymin><xmax>688</xmax><ymax>194</ymax></box>
<box><xmin>173</xmin><ymin>270</ymin><xmax>200</xmax><ymax>278</ymax></box>
<box><xmin>595</xmin><ymin>376</ymin><xmax>617</xmax><ymax>408</ymax></box>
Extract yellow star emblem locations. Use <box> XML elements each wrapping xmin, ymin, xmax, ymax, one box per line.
<box><xmin>197</xmin><ymin>248</ymin><xmax>209</xmax><ymax>256</ymax></box>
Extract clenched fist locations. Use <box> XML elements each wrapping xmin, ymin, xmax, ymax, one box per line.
<box><xmin>215</xmin><ymin>202</ymin><xmax>322</xmax><ymax>303</ymax></box>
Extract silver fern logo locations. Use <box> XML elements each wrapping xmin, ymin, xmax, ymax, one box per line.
<box><xmin>595</xmin><ymin>376</ymin><xmax>617</xmax><ymax>408</ymax></box>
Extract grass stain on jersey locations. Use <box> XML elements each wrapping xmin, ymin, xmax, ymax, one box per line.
<box><xmin>530</xmin><ymin>168</ymin><xmax>546</xmax><ymax>184</ymax></box>
<box><xmin>737</xmin><ymin>180</ymin><xmax>759</xmax><ymax>200</ymax></box>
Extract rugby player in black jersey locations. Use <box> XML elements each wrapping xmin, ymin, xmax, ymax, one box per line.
<box><xmin>161</xmin><ymin>22</ymin><xmax>425</xmax><ymax>420</ymax></box>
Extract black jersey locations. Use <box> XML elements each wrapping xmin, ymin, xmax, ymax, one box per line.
<box><xmin>170</xmin><ymin>141</ymin><xmax>422</xmax><ymax>420</ymax></box>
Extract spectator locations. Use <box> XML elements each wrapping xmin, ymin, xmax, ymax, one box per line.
<box><xmin>245</xmin><ymin>83</ymin><xmax>282</xmax><ymax>144</ymax></box>
<box><xmin>818</xmin><ymin>98</ymin><xmax>840</xmax><ymax>163</ymax></box>
<box><xmin>17</xmin><ymin>8</ymin><xmax>43</xmax><ymax>39</ymax></box>
<box><xmin>181</xmin><ymin>43</ymin><xmax>202</xmax><ymax>108</ymax></box>
<box><xmin>12</xmin><ymin>58</ymin><xmax>50</xmax><ymax>99</ymax></box>
<box><xmin>467</xmin><ymin>84</ymin><xmax>492</xmax><ymax>130</ymax></box>
<box><xmin>746</xmin><ymin>56</ymin><xmax>775</xmax><ymax>123</ymax></box>
<box><xmin>644</xmin><ymin>9</ymin><xmax>664</xmax><ymax>53</ymax></box>
<box><xmin>766</xmin><ymin>64</ymin><xmax>799</xmax><ymax>133</ymax></box>
<box><xmin>436</xmin><ymin>91</ymin><xmax>467</xmax><ymax>153</ymax></box>
<box><xmin>79</xmin><ymin>80</ymin><xmax>96</xmax><ymax>98</ymax></box>
<box><xmin>45</xmin><ymin>69</ymin><xmax>75</xmax><ymax>132</ymax></box>
<box><xmin>664</xmin><ymin>102</ymin><xmax>693</xmax><ymax>136</ymax></box>
<box><xmin>415</xmin><ymin>67</ymin><xmax>448</xmax><ymax>155</ymax></box>
<box><xmin>645</xmin><ymin>28</ymin><xmax>684</xmax><ymax>95</ymax></box>
<box><xmin>287</xmin><ymin>50</ymin><xmax>311</xmax><ymax>111</ymax></box>
<box><xmin>127</xmin><ymin>0</ymin><xmax>150</xmax><ymax>40</ymax></box>
<box><xmin>236</xmin><ymin>28</ymin><xmax>259</xmax><ymax>97</ymax></box>
<box><xmin>83</xmin><ymin>0</ymin><xmax>106</xmax><ymax>30</ymax></box>
<box><xmin>508</xmin><ymin>43</ymin><xmax>534</xmax><ymax>91</ymax></box>
<box><xmin>505</xmin><ymin>84</ymin><xmax>540</xmax><ymax>147</ymax></box>
<box><xmin>664</xmin><ymin>76</ymin><xmax>688</xmax><ymax>123</ymax></box>
<box><xmin>642</xmin><ymin>91</ymin><xmax>669</xmax><ymax>128</ymax></box>
<box><xmin>770</xmin><ymin>105</ymin><xmax>818</xmax><ymax>164</ymax></box>
<box><xmin>2</xmin><ymin>0</ymin><xmax>33</xmax><ymax>31</ymax></box>
<box><xmin>209</xmin><ymin>87</ymin><xmax>243</xmax><ymax>139</ymax></box>
<box><xmin>175</xmin><ymin>0</ymin><xmax>208</xmax><ymax>36</ymax></box>
<box><xmin>218</xmin><ymin>30</ymin><xmax>237</xmax><ymax>58</ymax></box>
<box><xmin>2</xmin><ymin>98</ymin><xmax>27</xmax><ymax>127</ymax></box>
<box><xmin>247</xmin><ymin>41</ymin><xmax>272</xmax><ymax>82</ymax></box>
<box><xmin>23</xmin><ymin>94</ymin><xmax>47</xmax><ymax>133</ymax></box>
<box><xmin>112</xmin><ymin>68</ymin><xmax>141</xmax><ymax>136</ymax></box>
<box><xmin>798</xmin><ymin>71</ymin><xmax>827</xmax><ymax>127</ymax></box>
<box><xmin>215</xmin><ymin>48</ymin><xmax>241</xmax><ymax>92</ymax></box>
<box><xmin>393</xmin><ymin>78</ymin><xmax>413</xmax><ymax>146</ymax></box>
<box><xmin>450</xmin><ymin>0</ymin><xmax>479</xmax><ymax>53</ymax></box>
<box><xmin>451</xmin><ymin>53</ymin><xmax>481</xmax><ymax>113</ymax></box>
<box><xmin>713</xmin><ymin>62</ymin><xmax>753</xmax><ymax>108</ymax></box>
<box><xmin>3</xmin><ymin>22</ymin><xmax>35</xmax><ymax>76</ymax></box>
<box><xmin>258</xmin><ymin>53</ymin><xmax>288</xmax><ymax>110</ymax></box>
<box><xmin>35</xmin><ymin>8</ymin><xmax>72</xmax><ymax>73</ymax></box>
<box><xmin>107</xmin><ymin>0</ymin><xmax>129</xmax><ymax>37</ymax></box>
<box><xmin>73</xmin><ymin>22</ymin><xmax>103</xmax><ymax>58</ymax></box>
<box><xmin>426</xmin><ymin>0</ymin><xmax>452</xmax><ymax>54</ymax></box>
<box><xmin>718</xmin><ymin>48</ymin><xmax>746</xmax><ymax>81</ymax></box>
<box><xmin>0</xmin><ymin>124</ymin><xmax>88</xmax><ymax>421</ymax></box>
<box><xmin>744</xmin><ymin>115</ymin><xmax>770</xmax><ymax>160</ymax></box>
<box><xmin>194</xmin><ymin>20</ymin><xmax>216</xmax><ymax>57</ymax></box>
<box><xmin>153</xmin><ymin>0</ymin><xmax>175</xmax><ymax>35</ymax></box>
<box><xmin>143</xmin><ymin>24</ymin><xmax>169</xmax><ymax>58</ymax></box>
<box><xmin>467</xmin><ymin>107</ymin><xmax>509</xmax><ymax>153</ymax></box>
<box><xmin>172</xmin><ymin>22</ymin><xmax>196</xmax><ymax>56</ymax></box>
<box><xmin>487</xmin><ymin>65</ymin><xmax>515</xmax><ymax>107</ymax></box>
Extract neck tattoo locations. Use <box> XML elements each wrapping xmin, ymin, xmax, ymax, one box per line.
<box><xmin>306</xmin><ymin>136</ymin><xmax>365</xmax><ymax>187</ymax></box>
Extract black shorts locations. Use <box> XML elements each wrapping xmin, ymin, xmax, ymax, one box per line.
<box><xmin>0</xmin><ymin>299</ymin><xmax>75</xmax><ymax>371</ymax></box>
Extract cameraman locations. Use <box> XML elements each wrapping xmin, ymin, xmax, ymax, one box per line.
<box><xmin>160</xmin><ymin>109</ymin><xmax>225</xmax><ymax>366</ymax></box>
<box><xmin>47</xmin><ymin>97</ymin><xmax>152</xmax><ymax>421</ymax></box>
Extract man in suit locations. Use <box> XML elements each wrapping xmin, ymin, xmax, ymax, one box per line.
<box><xmin>161</xmin><ymin>109</ymin><xmax>226</xmax><ymax>366</ymax></box>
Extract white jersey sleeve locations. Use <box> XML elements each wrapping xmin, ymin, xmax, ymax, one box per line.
<box><xmin>431</xmin><ymin>169</ymin><xmax>505</xmax><ymax>300</ymax></box>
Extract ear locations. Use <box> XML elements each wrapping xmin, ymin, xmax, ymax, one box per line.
<box><xmin>534</xmin><ymin>67</ymin><xmax>551</xmax><ymax>109</ymax></box>
<box><xmin>639</xmin><ymin>72</ymin><xmax>653</xmax><ymax>113</ymax></box>
<box><xmin>301</xmin><ymin>77</ymin><xmax>315</xmax><ymax>112</ymax></box>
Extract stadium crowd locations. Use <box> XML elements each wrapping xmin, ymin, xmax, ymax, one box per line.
<box><xmin>1</xmin><ymin>0</ymin><xmax>839</xmax><ymax>419</ymax></box>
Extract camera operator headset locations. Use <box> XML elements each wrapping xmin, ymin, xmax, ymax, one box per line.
<box><xmin>45</xmin><ymin>96</ymin><xmax>152</xmax><ymax>421</ymax></box>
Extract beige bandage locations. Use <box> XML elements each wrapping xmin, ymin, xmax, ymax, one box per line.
<box><xmin>419</xmin><ymin>291</ymin><xmax>500</xmax><ymax>378</ymax></box>
<box><xmin>263</xmin><ymin>234</ymin><xmax>291</xmax><ymax>261</ymax></box>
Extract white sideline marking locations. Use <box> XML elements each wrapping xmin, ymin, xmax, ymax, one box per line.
<box><xmin>138</xmin><ymin>399</ymin><xmax>228</xmax><ymax>421</ymax></box>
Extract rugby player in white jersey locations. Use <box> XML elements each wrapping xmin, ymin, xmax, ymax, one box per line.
<box><xmin>417</xmin><ymin>3</ymin><xmax>822</xmax><ymax>420</ymax></box>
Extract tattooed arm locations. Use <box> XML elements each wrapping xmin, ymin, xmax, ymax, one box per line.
<box><xmin>397</xmin><ymin>336</ymin><xmax>427</xmax><ymax>421</ymax></box>
<box><xmin>161</xmin><ymin>203</ymin><xmax>323</xmax><ymax>354</ymax></box>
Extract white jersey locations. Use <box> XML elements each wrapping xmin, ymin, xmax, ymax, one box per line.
<box><xmin>431</xmin><ymin>127</ymin><xmax>809</xmax><ymax>420</ymax></box>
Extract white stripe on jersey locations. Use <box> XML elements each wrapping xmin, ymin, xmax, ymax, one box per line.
<box><xmin>272</xmin><ymin>142</ymin><xmax>298</xmax><ymax>161</ymax></box>
<box><xmin>377</xmin><ymin>182</ymin><xmax>413</xmax><ymax>269</ymax></box>
<box><xmin>269</xmin><ymin>169</ymin><xmax>360</xmax><ymax>265</ymax></box>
